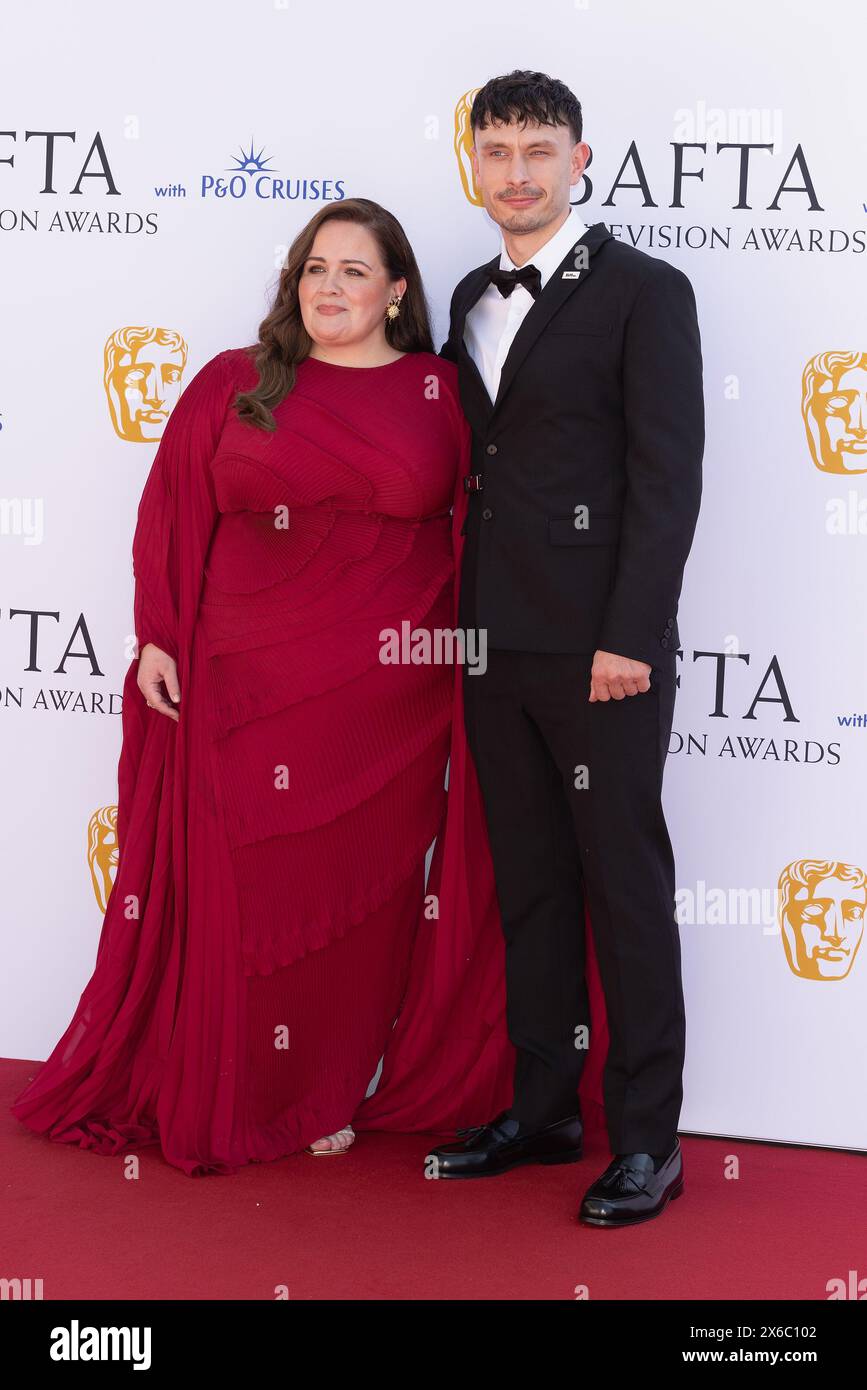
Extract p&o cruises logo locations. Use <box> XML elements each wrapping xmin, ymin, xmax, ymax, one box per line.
<box><xmin>200</xmin><ymin>138</ymin><xmax>346</xmax><ymax>203</ymax></box>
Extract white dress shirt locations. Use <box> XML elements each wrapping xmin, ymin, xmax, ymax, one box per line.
<box><xmin>463</xmin><ymin>205</ymin><xmax>589</xmax><ymax>403</ymax></box>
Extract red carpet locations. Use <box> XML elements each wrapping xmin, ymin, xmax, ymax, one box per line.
<box><xmin>3</xmin><ymin>1057</ymin><xmax>865</xmax><ymax>1301</ymax></box>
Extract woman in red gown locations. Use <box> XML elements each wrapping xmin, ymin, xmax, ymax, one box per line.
<box><xmin>11</xmin><ymin>199</ymin><xmax>606</xmax><ymax>1175</ymax></box>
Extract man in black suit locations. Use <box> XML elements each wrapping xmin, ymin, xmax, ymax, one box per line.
<box><xmin>427</xmin><ymin>70</ymin><xmax>704</xmax><ymax>1226</ymax></box>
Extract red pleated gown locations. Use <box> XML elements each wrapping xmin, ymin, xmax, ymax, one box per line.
<box><xmin>11</xmin><ymin>346</ymin><xmax>607</xmax><ymax>1175</ymax></box>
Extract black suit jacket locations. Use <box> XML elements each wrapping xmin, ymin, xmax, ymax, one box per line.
<box><xmin>440</xmin><ymin>221</ymin><xmax>704</xmax><ymax>667</ymax></box>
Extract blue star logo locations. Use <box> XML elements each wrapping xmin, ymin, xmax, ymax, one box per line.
<box><xmin>227</xmin><ymin>139</ymin><xmax>278</xmax><ymax>175</ymax></box>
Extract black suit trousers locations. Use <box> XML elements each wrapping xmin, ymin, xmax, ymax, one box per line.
<box><xmin>462</xmin><ymin>647</ymin><xmax>686</xmax><ymax>1153</ymax></box>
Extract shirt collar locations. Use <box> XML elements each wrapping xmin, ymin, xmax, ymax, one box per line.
<box><xmin>499</xmin><ymin>205</ymin><xmax>588</xmax><ymax>289</ymax></box>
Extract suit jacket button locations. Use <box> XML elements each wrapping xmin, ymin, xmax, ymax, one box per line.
<box><xmin>485</xmin><ymin>443</ymin><xmax>498</xmax><ymax>455</ymax></box>
<box><xmin>660</xmin><ymin>636</ymin><xmax>669</xmax><ymax>648</ymax></box>
<box><xmin>482</xmin><ymin>507</ymin><xmax>493</xmax><ymax>520</ymax></box>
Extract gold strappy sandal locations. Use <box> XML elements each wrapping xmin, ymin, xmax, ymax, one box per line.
<box><xmin>305</xmin><ymin>1124</ymin><xmax>356</xmax><ymax>1156</ymax></box>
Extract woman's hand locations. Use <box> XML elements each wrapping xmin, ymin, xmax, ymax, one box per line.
<box><xmin>137</xmin><ymin>642</ymin><xmax>181</xmax><ymax>722</ymax></box>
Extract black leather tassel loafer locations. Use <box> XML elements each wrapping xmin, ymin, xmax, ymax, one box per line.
<box><xmin>425</xmin><ymin>1110</ymin><xmax>583</xmax><ymax>1179</ymax></box>
<box><xmin>577</xmin><ymin>1139</ymin><xmax>684</xmax><ymax>1227</ymax></box>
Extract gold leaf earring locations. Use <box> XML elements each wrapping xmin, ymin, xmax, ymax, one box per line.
<box><xmin>385</xmin><ymin>294</ymin><xmax>402</xmax><ymax>322</ymax></box>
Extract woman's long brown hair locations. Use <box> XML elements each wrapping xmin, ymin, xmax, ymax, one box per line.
<box><xmin>235</xmin><ymin>197</ymin><xmax>435</xmax><ymax>431</ymax></box>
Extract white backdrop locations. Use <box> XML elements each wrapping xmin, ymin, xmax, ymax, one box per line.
<box><xmin>2</xmin><ymin>0</ymin><xmax>865</xmax><ymax>1149</ymax></box>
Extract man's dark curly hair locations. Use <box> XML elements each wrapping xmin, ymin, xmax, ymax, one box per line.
<box><xmin>469</xmin><ymin>70</ymin><xmax>583</xmax><ymax>146</ymax></box>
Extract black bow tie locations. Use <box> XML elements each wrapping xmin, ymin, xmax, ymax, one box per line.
<box><xmin>487</xmin><ymin>263</ymin><xmax>542</xmax><ymax>300</ymax></box>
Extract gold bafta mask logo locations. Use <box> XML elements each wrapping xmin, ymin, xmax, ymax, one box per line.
<box><xmin>88</xmin><ymin>805</ymin><xmax>118</xmax><ymax>914</ymax></box>
<box><xmin>801</xmin><ymin>352</ymin><xmax>867</xmax><ymax>473</ymax></box>
<box><xmin>778</xmin><ymin>859</ymin><xmax>866</xmax><ymax>981</ymax></box>
<box><xmin>454</xmin><ymin>88</ymin><xmax>482</xmax><ymax>206</ymax></box>
<box><xmin>104</xmin><ymin>327</ymin><xmax>188</xmax><ymax>443</ymax></box>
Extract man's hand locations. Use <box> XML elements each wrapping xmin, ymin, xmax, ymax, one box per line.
<box><xmin>137</xmin><ymin>642</ymin><xmax>181</xmax><ymax>722</ymax></box>
<box><xmin>589</xmin><ymin>650</ymin><xmax>652</xmax><ymax>702</ymax></box>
